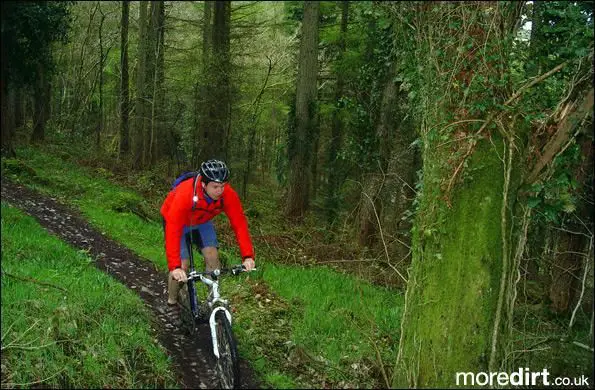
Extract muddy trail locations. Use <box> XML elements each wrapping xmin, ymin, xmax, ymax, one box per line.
<box><xmin>1</xmin><ymin>180</ymin><xmax>260</xmax><ymax>389</ymax></box>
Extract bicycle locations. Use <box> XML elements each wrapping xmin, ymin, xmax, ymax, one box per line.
<box><xmin>176</xmin><ymin>238</ymin><xmax>250</xmax><ymax>389</ymax></box>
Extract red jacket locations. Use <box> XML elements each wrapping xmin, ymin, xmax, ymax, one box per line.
<box><xmin>160</xmin><ymin>176</ymin><xmax>254</xmax><ymax>271</ymax></box>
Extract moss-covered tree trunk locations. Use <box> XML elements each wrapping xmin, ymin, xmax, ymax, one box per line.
<box><xmin>395</xmin><ymin>3</ymin><xmax>525</xmax><ymax>387</ymax></box>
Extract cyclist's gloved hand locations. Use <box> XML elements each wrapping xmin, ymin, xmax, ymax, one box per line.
<box><xmin>242</xmin><ymin>257</ymin><xmax>255</xmax><ymax>271</ymax></box>
<box><xmin>171</xmin><ymin>267</ymin><xmax>187</xmax><ymax>282</ymax></box>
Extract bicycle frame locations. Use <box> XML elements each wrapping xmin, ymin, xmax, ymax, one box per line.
<box><xmin>184</xmin><ymin>235</ymin><xmax>234</xmax><ymax>359</ymax></box>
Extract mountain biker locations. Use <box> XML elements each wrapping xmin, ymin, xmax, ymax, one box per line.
<box><xmin>161</xmin><ymin>159</ymin><xmax>255</xmax><ymax>306</ymax></box>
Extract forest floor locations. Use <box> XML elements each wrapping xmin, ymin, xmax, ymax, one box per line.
<box><xmin>1</xmin><ymin>179</ymin><xmax>261</xmax><ymax>389</ymax></box>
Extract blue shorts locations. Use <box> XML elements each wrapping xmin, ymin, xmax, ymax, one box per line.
<box><xmin>180</xmin><ymin>221</ymin><xmax>219</xmax><ymax>260</ymax></box>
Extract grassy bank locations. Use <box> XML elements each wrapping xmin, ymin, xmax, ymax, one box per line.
<box><xmin>1</xmin><ymin>203</ymin><xmax>178</xmax><ymax>388</ymax></box>
<box><xmin>2</xmin><ymin>144</ymin><xmax>404</xmax><ymax>388</ymax></box>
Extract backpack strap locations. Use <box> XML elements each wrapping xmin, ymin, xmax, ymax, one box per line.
<box><xmin>192</xmin><ymin>174</ymin><xmax>200</xmax><ymax>211</ymax></box>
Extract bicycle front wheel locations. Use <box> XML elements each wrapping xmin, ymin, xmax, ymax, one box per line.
<box><xmin>214</xmin><ymin>310</ymin><xmax>240</xmax><ymax>388</ymax></box>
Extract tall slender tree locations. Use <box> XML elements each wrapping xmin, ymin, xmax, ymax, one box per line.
<box><xmin>357</xmin><ymin>62</ymin><xmax>399</xmax><ymax>247</ymax></box>
<box><xmin>133</xmin><ymin>1</ymin><xmax>149</xmax><ymax>169</ymax></box>
<box><xmin>31</xmin><ymin>64</ymin><xmax>50</xmax><ymax>143</ymax></box>
<box><xmin>119</xmin><ymin>0</ymin><xmax>130</xmax><ymax>157</ymax></box>
<box><xmin>201</xmin><ymin>1</ymin><xmax>231</xmax><ymax>162</ymax></box>
<box><xmin>97</xmin><ymin>4</ymin><xmax>106</xmax><ymax>148</ymax></box>
<box><xmin>285</xmin><ymin>1</ymin><xmax>320</xmax><ymax>219</ymax></box>
<box><xmin>147</xmin><ymin>0</ymin><xmax>165</xmax><ymax>165</ymax></box>
<box><xmin>193</xmin><ymin>1</ymin><xmax>213</xmax><ymax>167</ymax></box>
<box><xmin>325</xmin><ymin>0</ymin><xmax>349</xmax><ymax>222</ymax></box>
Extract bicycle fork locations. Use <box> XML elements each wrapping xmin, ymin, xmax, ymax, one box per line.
<box><xmin>199</xmin><ymin>274</ymin><xmax>234</xmax><ymax>359</ymax></box>
<box><xmin>209</xmin><ymin>307</ymin><xmax>233</xmax><ymax>358</ymax></box>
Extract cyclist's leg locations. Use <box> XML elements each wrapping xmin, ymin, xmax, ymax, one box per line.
<box><xmin>167</xmin><ymin>228</ymin><xmax>191</xmax><ymax>305</ymax></box>
<box><xmin>197</xmin><ymin>221</ymin><xmax>220</xmax><ymax>271</ymax></box>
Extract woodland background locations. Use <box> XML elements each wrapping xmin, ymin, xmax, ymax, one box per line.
<box><xmin>1</xmin><ymin>1</ymin><xmax>594</xmax><ymax>388</ymax></box>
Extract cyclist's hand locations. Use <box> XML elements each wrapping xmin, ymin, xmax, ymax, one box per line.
<box><xmin>242</xmin><ymin>258</ymin><xmax>255</xmax><ymax>271</ymax></box>
<box><xmin>171</xmin><ymin>268</ymin><xmax>187</xmax><ymax>282</ymax></box>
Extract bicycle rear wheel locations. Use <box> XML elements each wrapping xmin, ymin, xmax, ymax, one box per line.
<box><xmin>214</xmin><ymin>310</ymin><xmax>240</xmax><ymax>388</ymax></box>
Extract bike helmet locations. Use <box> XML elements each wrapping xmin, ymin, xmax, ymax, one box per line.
<box><xmin>200</xmin><ymin>159</ymin><xmax>230</xmax><ymax>183</ymax></box>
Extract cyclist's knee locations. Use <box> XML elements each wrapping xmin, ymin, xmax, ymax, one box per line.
<box><xmin>202</xmin><ymin>246</ymin><xmax>220</xmax><ymax>271</ymax></box>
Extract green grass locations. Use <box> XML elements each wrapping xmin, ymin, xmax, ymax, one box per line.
<box><xmin>2</xmin><ymin>144</ymin><xmax>406</xmax><ymax>388</ymax></box>
<box><xmin>1</xmin><ymin>203</ymin><xmax>178</xmax><ymax>388</ymax></box>
<box><xmin>258</xmin><ymin>263</ymin><xmax>403</xmax><ymax>387</ymax></box>
<box><xmin>2</xmin><ymin>146</ymin><xmax>168</xmax><ymax>269</ymax></box>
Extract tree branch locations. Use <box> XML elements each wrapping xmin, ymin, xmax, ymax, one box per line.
<box><xmin>525</xmin><ymin>88</ymin><xmax>594</xmax><ymax>185</ymax></box>
<box><xmin>1</xmin><ymin>271</ymin><xmax>68</xmax><ymax>293</ymax></box>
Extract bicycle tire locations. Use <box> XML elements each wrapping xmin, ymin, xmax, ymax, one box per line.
<box><xmin>214</xmin><ymin>310</ymin><xmax>240</xmax><ymax>389</ymax></box>
<box><xmin>179</xmin><ymin>282</ymin><xmax>200</xmax><ymax>335</ymax></box>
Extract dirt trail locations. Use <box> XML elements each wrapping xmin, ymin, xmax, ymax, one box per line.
<box><xmin>1</xmin><ymin>180</ymin><xmax>260</xmax><ymax>389</ymax></box>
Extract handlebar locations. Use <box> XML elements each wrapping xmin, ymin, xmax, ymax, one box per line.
<box><xmin>187</xmin><ymin>264</ymin><xmax>254</xmax><ymax>282</ymax></box>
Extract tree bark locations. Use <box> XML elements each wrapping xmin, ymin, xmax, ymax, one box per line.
<box><xmin>147</xmin><ymin>0</ymin><xmax>165</xmax><ymax>165</ymax></box>
<box><xmin>155</xmin><ymin>0</ymin><xmax>165</xmax><ymax>163</ymax></box>
<box><xmin>193</xmin><ymin>0</ymin><xmax>212</xmax><ymax>167</ymax></box>
<box><xmin>119</xmin><ymin>0</ymin><xmax>130</xmax><ymax>157</ymax></box>
<box><xmin>285</xmin><ymin>1</ymin><xmax>320</xmax><ymax>219</ymax></box>
<box><xmin>325</xmin><ymin>0</ymin><xmax>349</xmax><ymax>222</ymax></box>
<box><xmin>97</xmin><ymin>6</ymin><xmax>105</xmax><ymax>148</ymax></box>
<box><xmin>133</xmin><ymin>1</ymin><xmax>149</xmax><ymax>169</ymax></box>
<box><xmin>201</xmin><ymin>1</ymin><xmax>231</xmax><ymax>162</ymax></box>
<box><xmin>395</xmin><ymin>3</ymin><xmax>525</xmax><ymax>386</ymax></box>
<box><xmin>1</xmin><ymin>76</ymin><xmax>15</xmax><ymax>157</ymax></box>
<box><xmin>13</xmin><ymin>86</ymin><xmax>23</xmax><ymax>129</ymax></box>
<box><xmin>358</xmin><ymin>64</ymin><xmax>399</xmax><ymax>247</ymax></box>
<box><xmin>31</xmin><ymin>63</ymin><xmax>49</xmax><ymax>143</ymax></box>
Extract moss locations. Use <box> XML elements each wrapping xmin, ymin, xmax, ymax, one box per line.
<box><xmin>396</xmin><ymin>136</ymin><xmax>508</xmax><ymax>387</ymax></box>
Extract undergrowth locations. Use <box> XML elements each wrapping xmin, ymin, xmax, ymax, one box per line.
<box><xmin>1</xmin><ymin>203</ymin><xmax>178</xmax><ymax>389</ymax></box>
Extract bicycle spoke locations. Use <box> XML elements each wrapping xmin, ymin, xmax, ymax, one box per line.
<box><xmin>214</xmin><ymin>311</ymin><xmax>239</xmax><ymax>388</ymax></box>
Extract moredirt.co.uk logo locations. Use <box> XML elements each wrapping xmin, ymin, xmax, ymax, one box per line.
<box><xmin>455</xmin><ymin>367</ymin><xmax>590</xmax><ymax>387</ymax></box>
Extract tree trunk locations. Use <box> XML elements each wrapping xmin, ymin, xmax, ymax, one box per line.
<box><xmin>358</xmin><ymin>64</ymin><xmax>399</xmax><ymax>247</ymax></box>
<box><xmin>285</xmin><ymin>1</ymin><xmax>320</xmax><ymax>219</ymax></box>
<box><xmin>527</xmin><ymin>1</ymin><xmax>544</xmax><ymax>77</ymax></box>
<box><xmin>13</xmin><ymin>86</ymin><xmax>23</xmax><ymax>129</ymax></box>
<box><xmin>154</xmin><ymin>0</ymin><xmax>165</xmax><ymax>163</ymax></box>
<box><xmin>147</xmin><ymin>0</ymin><xmax>165</xmax><ymax>165</ymax></box>
<box><xmin>381</xmin><ymin>114</ymin><xmax>419</xmax><ymax>270</ymax></box>
<box><xmin>70</xmin><ymin>2</ymin><xmax>99</xmax><ymax>139</ymax></box>
<box><xmin>549</xmin><ymin>132</ymin><xmax>594</xmax><ymax>314</ymax></box>
<box><xmin>143</xmin><ymin>1</ymin><xmax>160</xmax><ymax>167</ymax></box>
<box><xmin>133</xmin><ymin>1</ymin><xmax>149</xmax><ymax>169</ymax></box>
<box><xmin>193</xmin><ymin>0</ymin><xmax>212</xmax><ymax>167</ymax></box>
<box><xmin>395</xmin><ymin>3</ymin><xmax>524</xmax><ymax>386</ymax></box>
<box><xmin>119</xmin><ymin>0</ymin><xmax>130</xmax><ymax>157</ymax></box>
<box><xmin>31</xmin><ymin>64</ymin><xmax>49</xmax><ymax>143</ymax></box>
<box><xmin>201</xmin><ymin>1</ymin><xmax>230</xmax><ymax>162</ymax></box>
<box><xmin>325</xmin><ymin>0</ymin><xmax>349</xmax><ymax>223</ymax></box>
<box><xmin>97</xmin><ymin>7</ymin><xmax>105</xmax><ymax>148</ymax></box>
<box><xmin>243</xmin><ymin>58</ymin><xmax>273</xmax><ymax>200</ymax></box>
<box><xmin>1</xmin><ymin>76</ymin><xmax>15</xmax><ymax>157</ymax></box>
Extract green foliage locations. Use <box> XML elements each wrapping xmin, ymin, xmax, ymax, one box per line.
<box><xmin>525</xmin><ymin>143</ymin><xmax>582</xmax><ymax>223</ymax></box>
<box><xmin>1</xmin><ymin>203</ymin><xmax>177</xmax><ymax>388</ymax></box>
<box><xmin>1</xmin><ymin>1</ymin><xmax>73</xmax><ymax>86</ymax></box>
<box><xmin>527</xmin><ymin>1</ymin><xmax>594</xmax><ymax>76</ymax></box>
<box><xmin>326</xmin><ymin>2</ymin><xmax>397</xmax><ymax>173</ymax></box>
